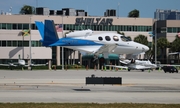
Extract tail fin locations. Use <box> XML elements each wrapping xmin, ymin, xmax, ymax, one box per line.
<box><xmin>35</xmin><ymin>21</ymin><xmax>44</xmax><ymax>41</ymax></box>
<box><xmin>35</xmin><ymin>20</ymin><xmax>59</xmax><ymax>46</ymax></box>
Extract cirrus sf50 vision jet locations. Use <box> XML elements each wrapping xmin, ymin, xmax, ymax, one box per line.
<box><xmin>35</xmin><ymin>20</ymin><xmax>149</xmax><ymax>62</ymax></box>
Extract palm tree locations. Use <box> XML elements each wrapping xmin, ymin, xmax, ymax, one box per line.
<box><xmin>157</xmin><ymin>37</ymin><xmax>170</xmax><ymax>62</ymax></box>
<box><xmin>19</xmin><ymin>5</ymin><xmax>35</xmax><ymax>14</ymax></box>
<box><xmin>157</xmin><ymin>37</ymin><xmax>170</xmax><ymax>49</ymax></box>
<box><xmin>170</xmin><ymin>35</ymin><xmax>180</xmax><ymax>64</ymax></box>
<box><xmin>170</xmin><ymin>35</ymin><xmax>180</xmax><ymax>52</ymax></box>
<box><xmin>134</xmin><ymin>34</ymin><xmax>150</xmax><ymax>59</ymax></box>
<box><xmin>134</xmin><ymin>34</ymin><xmax>148</xmax><ymax>46</ymax></box>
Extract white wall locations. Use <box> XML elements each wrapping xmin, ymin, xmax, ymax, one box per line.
<box><xmin>0</xmin><ymin>47</ymin><xmax>51</xmax><ymax>59</ymax></box>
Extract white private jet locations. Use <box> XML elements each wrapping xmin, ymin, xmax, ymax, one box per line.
<box><xmin>122</xmin><ymin>59</ymin><xmax>157</xmax><ymax>71</ymax></box>
<box><xmin>35</xmin><ymin>20</ymin><xmax>149</xmax><ymax>62</ymax></box>
<box><xmin>106</xmin><ymin>59</ymin><xmax>157</xmax><ymax>72</ymax></box>
<box><xmin>0</xmin><ymin>59</ymin><xmax>48</xmax><ymax>70</ymax></box>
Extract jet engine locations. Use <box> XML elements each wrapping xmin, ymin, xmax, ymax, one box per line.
<box><xmin>65</xmin><ymin>29</ymin><xmax>93</xmax><ymax>37</ymax></box>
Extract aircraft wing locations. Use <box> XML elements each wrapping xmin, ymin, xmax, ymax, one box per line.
<box><xmin>30</xmin><ymin>63</ymin><xmax>48</xmax><ymax>67</ymax></box>
<box><xmin>119</xmin><ymin>60</ymin><xmax>131</xmax><ymax>65</ymax></box>
<box><xmin>106</xmin><ymin>65</ymin><xmax>128</xmax><ymax>69</ymax></box>
<box><xmin>0</xmin><ymin>63</ymin><xmax>17</xmax><ymax>67</ymax></box>
<box><xmin>67</xmin><ymin>44</ymin><xmax>118</xmax><ymax>56</ymax></box>
<box><xmin>93</xmin><ymin>44</ymin><xmax>118</xmax><ymax>56</ymax></box>
<box><xmin>0</xmin><ymin>64</ymin><xmax>9</xmax><ymax>66</ymax></box>
<box><xmin>129</xmin><ymin>65</ymin><xmax>153</xmax><ymax>70</ymax></box>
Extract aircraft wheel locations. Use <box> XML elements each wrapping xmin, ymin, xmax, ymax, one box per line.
<box><xmin>128</xmin><ymin>68</ymin><xmax>131</xmax><ymax>71</ymax></box>
<box><xmin>141</xmin><ymin>69</ymin><xmax>144</xmax><ymax>72</ymax></box>
<box><xmin>9</xmin><ymin>67</ymin><xmax>13</xmax><ymax>70</ymax></box>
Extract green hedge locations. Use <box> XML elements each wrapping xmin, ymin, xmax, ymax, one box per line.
<box><xmin>0</xmin><ymin>66</ymin><xmax>48</xmax><ymax>70</ymax></box>
<box><xmin>52</xmin><ymin>65</ymin><xmax>85</xmax><ymax>70</ymax></box>
<box><xmin>0</xmin><ymin>65</ymin><xmax>86</xmax><ymax>70</ymax></box>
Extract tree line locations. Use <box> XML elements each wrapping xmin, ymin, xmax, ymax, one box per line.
<box><xmin>20</xmin><ymin>5</ymin><xmax>139</xmax><ymax>17</ymax></box>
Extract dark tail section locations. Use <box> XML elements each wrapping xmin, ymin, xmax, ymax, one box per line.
<box><xmin>35</xmin><ymin>20</ymin><xmax>59</xmax><ymax>46</ymax></box>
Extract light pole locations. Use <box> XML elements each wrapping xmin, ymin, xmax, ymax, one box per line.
<box><xmin>118</xmin><ymin>3</ymin><xmax>120</xmax><ymax>18</ymax></box>
<box><xmin>62</xmin><ymin>10</ymin><xmax>66</xmax><ymax>70</ymax></box>
<box><xmin>29</xmin><ymin>16</ymin><xmax>32</xmax><ymax>69</ymax></box>
<box><xmin>35</xmin><ymin>0</ymin><xmax>38</xmax><ymax>15</ymax></box>
<box><xmin>155</xmin><ymin>19</ymin><xmax>157</xmax><ymax>64</ymax></box>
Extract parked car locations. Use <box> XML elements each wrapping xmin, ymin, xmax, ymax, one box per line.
<box><xmin>162</xmin><ymin>66</ymin><xmax>178</xmax><ymax>73</ymax></box>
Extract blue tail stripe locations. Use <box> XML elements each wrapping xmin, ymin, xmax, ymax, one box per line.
<box><xmin>44</xmin><ymin>20</ymin><xmax>59</xmax><ymax>44</ymax></box>
<box><xmin>35</xmin><ymin>21</ymin><xmax>44</xmax><ymax>41</ymax></box>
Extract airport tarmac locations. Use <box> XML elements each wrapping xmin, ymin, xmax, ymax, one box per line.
<box><xmin>0</xmin><ymin>69</ymin><xmax>180</xmax><ymax>103</ymax></box>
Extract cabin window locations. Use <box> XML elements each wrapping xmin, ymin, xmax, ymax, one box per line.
<box><xmin>105</xmin><ymin>36</ymin><xmax>111</xmax><ymax>41</ymax></box>
<box><xmin>98</xmin><ymin>36</ymin><xmax>103</xmax><ymax>41</ymax></box>
<box><xmin>113</xmin><ymin>35</ymin><xmax>119</xmax><ymax>41</ymax></box>
<box><xmin>120</xmin><ymin>36</ymin><xmax>131</xmax><ymax>42</ymax></box>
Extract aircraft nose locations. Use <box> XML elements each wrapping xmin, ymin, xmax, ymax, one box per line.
<box><xmin>154</xmin><ymin>64</ymin><xmax>157</xmax><ymax>68</ymax></box>
<box><xmin>142</xmin><ymin>45</ymin><xmax>149</xmax><ymax>52</ymax></box>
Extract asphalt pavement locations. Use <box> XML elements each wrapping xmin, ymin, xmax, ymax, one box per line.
<box><xmin>0</xmin><ymin>69</ymin><xmax>180</xmax><ymax>103</ymax></box>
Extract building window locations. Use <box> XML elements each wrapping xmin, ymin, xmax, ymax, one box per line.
<box><xmin>98</xmin><ymin>36</ymin><xmax>103</xmax><ymax>41</ymax></box>
<box><xmin>23</xmin><ymin>41</ymin><xmax>29</xmax><ymax>47</ymax></box>
<box><xmin>105</xmin><ymin>36</ymin><xmax>111</xmax><ymax>41</ymax></box>
<box><xmin>178</xmin><ymin>28</ymin><xmax>180</xmax><ymax>32</ymax></box>
<box><xmin>38</xmin><ymin>41</ymin><xmax>42</xmax><ymax>46</ymax></box>
<box><xmin>18</xmin><ymin>41</ymin><xmax>22</xmax><ymax>47</ymax></box>
<box><xmin>0</xmin><ymin>40</ymin><xmax>42</xmax><ymax>47</ymax></box>
<box><xmin>12</xmin><ymin>24</ymin><xmax>17</xmax><ymax>29</ymax></box>
<box><xmin>18</xmin><ymin>24</ymin><xmax>22</xmax><ymax>30</ymax></box>
<box><xmin>7</xmin><ymin>41</ymin><xmax>11</xmax><ymax>46</ymax></box>
<box><xmin>128</xmin><ymin>26</ymin><xmax>132</xmax><ymax>31</ymax></box>
<box><xmin>12</xmin><ymin>41</ymin><xmax>17</xmax><ymax>46</ymax></box>
<box><xmin>35</xmin><ymin>41</ymin><xmax>39</xmax><ymax>47</ymax></box>
<box><xmin>172</xmin><ymin>27</ymin><xmax>177</xmax><ymax>33</ymax></box>
<box><xmin>134</xmin><ymin>26</ymin><xmax>137</xmax><ymax>31</ymax></box>
<box><xmin>2</xmin><ymin>23</ymin><xmax>6</xmax><ymax>29</ymax></box>
<box><xmin>23</xmin><ymin>24</ymin><xmax>29</xmax><ymax>29</ymax></box>
<box><xmin>31</xmin><ymin>24</ymin><xmax>37</xmax><ymax>30</ymax></box>
<box><xmin>2</xmin><ymin>41</ymin><xmax>6</xmax><ymax>47</ymax></box>
<box><xmin>167</xmin><ymin>27</ymin><xmax>172</xmax><ymax>33</ymax></box>
<box><xmin>7</xmin><ymin>24</ymin><xmax>12</xmax><ymax>29</ymax></box>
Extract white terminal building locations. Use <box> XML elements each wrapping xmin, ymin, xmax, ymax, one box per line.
<box><xmin>0</xmin><ymin>15</ymin><xmax>179</xmax><ymax>69</ymax></box>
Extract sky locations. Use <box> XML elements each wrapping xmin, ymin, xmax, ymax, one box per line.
<box><xmin>0</xmin><ymin>0</ymin><xmax>180</xmax><ymax>18</ymax></box>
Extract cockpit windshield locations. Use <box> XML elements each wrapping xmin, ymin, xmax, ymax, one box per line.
<box><xmin>120</xmin><ymin>36</ymin><xmax>132</xmax><ymax>42</ymax></box>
